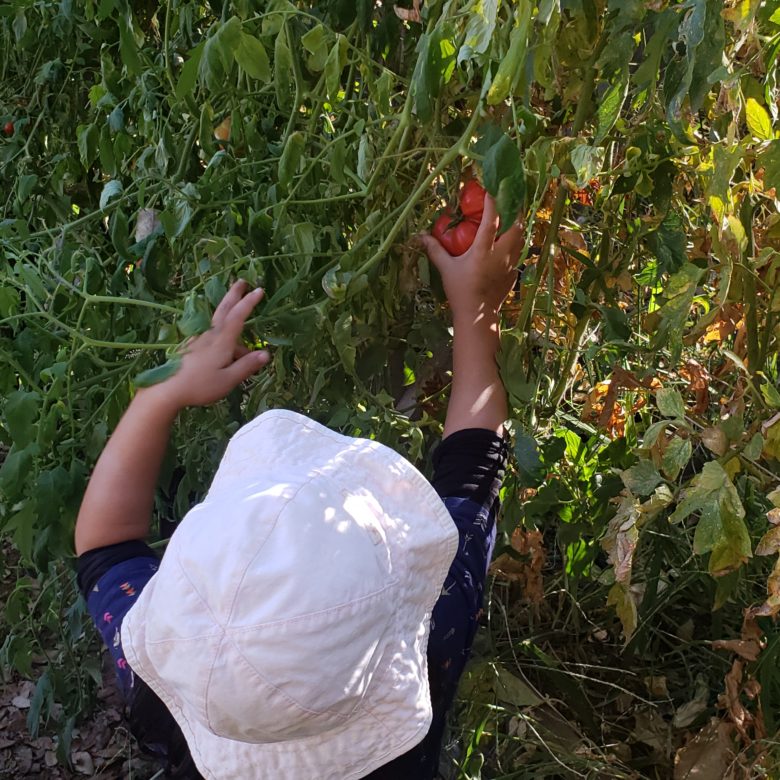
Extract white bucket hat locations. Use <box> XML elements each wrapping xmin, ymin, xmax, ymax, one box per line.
<box><xmin>121</xmin><ymin>410</ymin><xmax>458</xmax><ymax>779</ymax></box>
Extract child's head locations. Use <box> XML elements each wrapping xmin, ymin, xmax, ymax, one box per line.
<box><xmin>121</xmin><ymin>410</ymin><xmax>458</xmax><ymax>779</ymax></box>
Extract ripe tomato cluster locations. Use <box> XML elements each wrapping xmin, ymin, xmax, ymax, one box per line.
<box><xmin>432</xmin><ymin>180</ymin><xmax>486</xmax><ymax>256</ymax></box>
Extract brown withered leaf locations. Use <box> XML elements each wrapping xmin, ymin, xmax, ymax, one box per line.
<box><xmin>679</xmin><ymin>359</ymin><xmax>711</xmax><ymax>414</ymax></box>
<box><xmin>673</xmin><ymin>718</ymin><xmax>736</xmax><ymax>780</ymax></box>
<box><xmin>714</xmin><ymin>613</ymin><xmax>767</xmax><ymax>745</ymax></box>
<box><xmin>755</xmin><ymin>525</ymin><xmax>780</xmax><ymax>556</ymax></box>
<box><xmin>601</xmin><ymin>496</ymin><xmax>640</xmax><ymax>587</ymax></box>
<box><xmin>767</xmin><ymin>507</ymin><xmax>780</xmax><ymax>525</ymax></box>
<box><xmin>719</xmin><ymin>659</ymin><xmax>750</xmax><ymax>738</ymax></box>
<box><xmin>712</xmin><ymin>639</ymin><xmax>762</xmax><ymax>662</ymax></box>
<box><xmin>702</xmin><ymin>304</ymin><xmax>743</xmax><ymax>345</ymax></box>
<box><xmin>752</xmin><ymin>557</ymin><xmax>780</xmax><ymax>617</ymax></box>
<box><xmin>213</xmin><ymin>115</ymin><xmax>231</xmax><ymax>142</ymax></box>
<box><xmin>582</xmin><ymin>367</ymin><xmax>658</xmax><ymax>439</ymax></box>
<box><xmin>490</xmin><ymin>528</ymin><xmax>546</xmax><ymax>604</ymax></box>
<box><xmin>701</xmin><ymin>426</ymin><xmax>728</xmax><ymax>456</ymax></box>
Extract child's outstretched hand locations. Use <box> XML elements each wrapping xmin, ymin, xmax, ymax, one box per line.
<box><xmin>420</xmin><ymin>195</ymin><xmax>525</xmax><ymax>319</ymax></box>
<box><xmin>143</xmin><ymin>280</ymin><xmax>271</xmax><ymax>411</ymax></box>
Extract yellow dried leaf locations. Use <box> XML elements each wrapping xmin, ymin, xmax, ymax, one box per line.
<box><xmin>755</xmin><ymin>524</ymin><xmax>780</xmax><ymax>556</ymax></box>
<box><xmin>214</xmin><ymin>116</ymin><xmax>231</xmax><ymax>142</ymax></box>
<box><xmin>701</xmin><ymin>426</ymin><xmax>728</xmax><ymax>456</ymax></box>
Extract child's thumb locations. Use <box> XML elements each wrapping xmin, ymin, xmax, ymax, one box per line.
<box><xmin>418</xmin><ymin>233</ymin><xmax>452</xmax><ymax>273</ymax></box>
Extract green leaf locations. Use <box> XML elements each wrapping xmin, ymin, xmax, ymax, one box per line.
<box><xmin>493</xmin><ymin>664</ymin><xmax>542</xmax><ymax>707</ymax></box>
<box><xmin>746</xmin><ymin>97</ymin><xmax>773</xmax><ymax>141</ymax></box>
<box><xmin>460</xmin><ymin>0</ymin><xmax>498</xmax><ymax>60</ymax></box>
<box><xmin>278</xmin><ymin>131</ymin><xmax>304</xmax><ymax>189</ymax></box>
<box><xmin>411</xmin><ymin>28</ymin><xmax>456</xmax><ymax>122</ymax></box>
<box><xmin>486</xmin><ymin>4</ymin><xmax>532</xmax><ymax>105</ymax></box>
<box><xmin>0</xmin><ymin>287</ymin><xmax>20</xmax><ymax>318</ymax></box>
<box><xmin>4</xmin><ymin>391</ymin><xmax>40</xmax><ymax>447</ymax></box>
<box><xmin>649</xmin><ymin>263</ymin><xmax>704</xmax><ymax>362</ymax></box>
<box><xmin>514</xmin><ymin>429</ymin><xmax>544</xmax><ymax>487</ymax></box>
<box><xmin>621</xmin><ymin>459</ymin><xmax>664</xmax><ymax>497</ymax></box>
<box><xmin>176</xmin><ymin>42</ymin><xmax>204</xmax><ymax>100</ymax></box>
<box><xmin>647</xmin><ymin>210</ymin><xmax>687</xmax><ymax>275</ymax></box>
<box><xmin>758</xmin><ymin>140</ymin><xmax>780</xmax><ymax>189</ymax></box>
<box><xmin>670</xmin><ymin>460</ymin><xmax>751</xmax><ymax>576</ymax></box>
<box><xmin>27</xmin><ymin>671</ymin><xmax>53</xmax><ymax>739</ymax></box>
<box><xmin>594</xmin><ymin>74</ymin><xmax>628</xmax><ymax>143</ymax></box>
<box><xmin>13</xmin><ymin>8</ymin><xmax>27</xmax><ymax>42</ymax></box>
<box><xmin>177</xmin><ymin>294</ymin><xmax>211</xmax><ymax>337</ymax></box>
<box><xmin>5</xmin><ymin>501</ymin><xmax>36</xmax><ymax>563</ymax></box>
<box><xmin>762</xmin><ymin>380</ymin><xmax>780</xmax><ymax>409</ymax></box>
<box><xmin>665</xmin><ymin>0</ymin><xmax>723</xmax><ymax>141</ymax></box>
<box><xmin>656</xmin><ymin>387</ymin><xmax>686</xmax><ymax>419</ymax></box>
<box><xmin>76</xmin><ymin>124</ymin><xmax>99</xmax><ymax>169</ymax></box>
<box><xmin>274</xmin><ymin>25</ymin><xmax>293</xmax><ymax>111</ymax></box>
<box><xmin>570</xmin><ymin>144</ymin><xmax>604</xmax><ymax>188</ymax></box>
<box><xmin>661</xmin><ymin>436</ymin><xmax>692</xmax><ymax>481</ymax></box>
<box><xmin>325</xmin><ymin>34</ymin><xmax>348</xmax><ymax>101</ymax></box>
<box><xmin>481</xmin><ymin>130</ymin><xmax>526</xmax><ymax>231</ymax></box>
<box><xmin>108</xmin><ymin>105</ymin><xmax>124</xmax><ymax>133</ymax></box>
<box><xmin>205</xmin><ymin>276</ymin><xmax>228</xmax><ymax>308</ymax></box>
<box><xmin>0</xmin><ymin>444</ymin><xmax>39</xmax><ymax>502</ymax></box>
<box><xmin>333</xmin><ymin>312</ymin><xmax>356</xmax><ymax>374</ymax></box>
<box><xmin>134</xmin><ymin>357</ymin><xmax>182</xmax><ymax>388</ymax></box>
<box><xmin>235</xmin><ymin>33</ymin><xmax>270</xmax><ymax>82</ymax></box>
<box><xmin>302</xmin><ymin>24</ymin><xmax>328</xmax><ymax>72</ymax></box>
<box><xmin>159</xmin><ymin>199</ymin><xmax>193</xmax><ymax>240</ymax></box>
<box><xmin>118</xmin><ymin>14</ymin><xmax>142</xmax><ymax>76</ymax></box>
<box><xmin>16</xmin><ymin>174</ymin><xmax>37</xmax><ymax>204</ymax></box>
<box><xmin>99</xmin><ymin>179</ymin><xmax>123</xmax><ymax>209</ymax></box>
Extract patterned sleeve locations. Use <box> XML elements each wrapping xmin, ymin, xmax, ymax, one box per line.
<box><xmin>77</xmin><ymin>543</ymin><xmax>160</xmax><ymax>699</ymax></box>
<box><xmin>362</xmin><ymin>430</ymin><xmax>509</xmax><ymax>780</ymax></box>
<box><xmin>426</xmin><ymin>430</ymin><xmax>508</xmax><ymax>762</ymax></box>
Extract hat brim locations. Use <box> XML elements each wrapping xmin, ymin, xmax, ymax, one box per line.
<box><xmin>122</xmin><ymin>410</ymin><xmax>458</xmax><ymax>780</ymax></box>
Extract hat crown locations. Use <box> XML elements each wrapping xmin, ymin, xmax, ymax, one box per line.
<box><xmin>145</xmin><ymin>475</ymin><xmax>399</xmax><ymax>743</ymax></box>
<box><xmin>122</xmin><ymin>410</ymin><xmax>461</xmax><ymax>779</ymax></box>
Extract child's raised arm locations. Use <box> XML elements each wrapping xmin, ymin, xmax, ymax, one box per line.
<box><xmin>74</xmin><ymin>281</ymin><xmax>270</xmax><ymax>555</ymax></box>
<box><xmin>420</xmin><ymin>196</ymin><xmax>524</xmax><ymax>437</ymax></box>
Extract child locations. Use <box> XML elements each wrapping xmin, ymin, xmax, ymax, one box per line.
<box><xmin>74</xmin><ymin>196</ymin><xmax>524</xmax><ymax>779</ymax></box>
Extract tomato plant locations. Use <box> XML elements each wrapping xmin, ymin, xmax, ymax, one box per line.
<box><xmin>1</xmin><ymin>0</ymin><xmax>780</xmax><ymax>775</ymax></box>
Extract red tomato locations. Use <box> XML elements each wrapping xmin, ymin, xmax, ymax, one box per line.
<box><xmin>432</xmin><ymin>210</ymin><xmax>479</xmax><ymax>256</ymax></box>
<box><xmin>449</xmin><ymin>219</ymin><xmax>479</xmax><ymax>255</ymax></box>
<box><xmin>432</xmin><ymin>210</ymin><xmax>455</xmax><ymax>252</ymax></box>
<box><xmin>459</xmin><ymin>179</ymin><xmax>486</xmax><ymax>219</ymax></box>
<box><xmin>2</xmin><ymin>121</ymin><xmax>14</xmax><ymax>137</ymax></box>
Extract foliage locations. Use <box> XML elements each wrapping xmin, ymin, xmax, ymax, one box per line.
<box><xmin>2</xmin><ymin>0</ymin><xmax>780</xmax><ymax>775</ymax></box>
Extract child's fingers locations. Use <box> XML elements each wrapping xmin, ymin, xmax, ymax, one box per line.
<box><xmin>221</xmin><ymin>349</ymin><xmax>271</xmax><ymax>389</ymax></box>
<box><xmin>212</xmin><ymin>279</ymin><xmax>248</xmax><ymax>328</ymax></box>
<box><xmin>233</xmin><ymin>343</ymin><xmax>251</xmax><ymax>360</ymax></box>
<box><xmin>472</xmin><ymin>196</ymin><xmax>500</xmax><ymax>255</ymax></box>
<box><xmin>222</xmin><ymin>287</ymin><xmax>265</xmax><ymax>341</ymax></box>
<box><xmin>495</xmin><ymin>217</ymin><xmax>526</xmax><ymax>260</ymax></box>
<box><xmin>419</xmin><ymin>233</ymin><xmax>453</xmax><ymax>273</ymax></box>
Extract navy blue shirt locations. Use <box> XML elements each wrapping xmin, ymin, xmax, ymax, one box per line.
<box><xmin>77</xmin><ymin>428</ymin><xmax>508</xmax><ymax>779</ymax></box>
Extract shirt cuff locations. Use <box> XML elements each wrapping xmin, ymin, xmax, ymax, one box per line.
<box><xmin>76</xmin><ymin>540</ymin><xmax>158</xmax><ymax>598</ymax></box>
<box><xmin>431</xmin><ymin>428</ymin><xmax>509</xmax><ymax>505</ymax></box>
